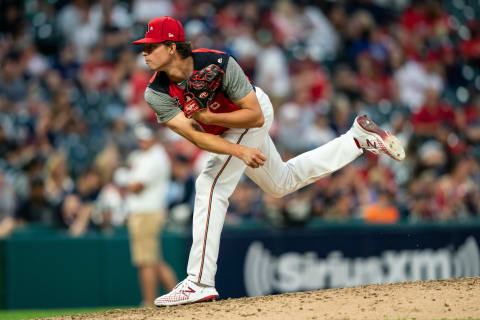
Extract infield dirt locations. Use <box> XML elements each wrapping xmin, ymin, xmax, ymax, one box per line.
<box><xmin>48</xmin><ymin>277</ymin><xmax>480</xmax><ymax>320</ymax></box>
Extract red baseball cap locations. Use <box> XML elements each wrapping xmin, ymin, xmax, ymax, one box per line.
<box><xmin>132</xmin><ymin>16</ymin><xmax>185</xmax><ymax>45</ymax></box>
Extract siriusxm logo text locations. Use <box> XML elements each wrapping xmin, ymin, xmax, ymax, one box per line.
<box><xmin>244</xmin><ymin>237</ymin><xmax>480</xmax><ymax>296</ymax></box>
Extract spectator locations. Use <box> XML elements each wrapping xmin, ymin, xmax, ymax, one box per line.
<box><xmin>125</xmin><ymin>125</ymin><xmax>176</xmax><ymax>307</ymax></box>
<box><xmin>299</xmin><ymin>4</ymin><xmax>340</xmax><ymax>61</ymax></box>
<box><xmin>167</xmin><ymin>154</ymin><xmax>195</xmax><ymax>228</ymax></box>
<box><xmin>254</xmin><ymin>37</ymin><xmax>291</xmax><ymax>104</ymax></box>
<box><xmin>0</xmin><ymin>51</ymin><xmax>28</xmax><ymax>103</ymax></box>
<box><xmin>435</xmin><ymin>157</ymin><xmax>480</xmax><ymax>220</ymax></box>
<box><xmin>94</xmin><ymin>167</ymin><xmax>130</xmax><ymax>234</ymax></box>
<box><xmin>53</xmin><ymin>44</ymin><xmax>81</xmax><ymax>82</ymax></box>
<box><xmin>15</xmin><ymin>177</ymin><xmax>59</xmax><ymax>227</ymax></box>
<box><xmin>79</xmin><ymin>45</ymin><xmax>115</xmax><ymax>91</ymax></box>
<box><xmin>57</xmin><ymin>0</ymin><xmax>100</xmax><ymax>62</ymax></box>
<box><xmin>363</xmin><ymin>189</ymin><xmax>400</xmax><ymax>224</ymax></box>
<box><xmin>0</xmin><ymin>124</ymin><xmax>16</xmax><ymax>167</ymax></box>
<box><xmin>0</xmin><ymin>0</ymin><xmax>479</xmax><ymax>232</ymax></box>
<box><xmin>302</xmin><ymin>111</ymin><xmax>336</xmax><ymax>149</ymax></box>
<box><xmin>406</xmin><ymin>171</ymin><xmax>438</xmax><ymax>221</ymax></box>
<box><xmin>320</xmin><ymin>166</ymin><xmax>366</xmax><ymax>221</ymax></box>
<box><xmin>132</xmin><ymin>0</ymin><xmax>174</xmax><ymax>24</ymax></box>
<box><xmin>411</xmin><ymin>87</ymin><xmax>455</xmax><ymax>138</ymax></box>
<box><xmin>0</xmin><ymin>170</ymin><xmax>16</xmax><ymax>237</ymax></box>
<box><xmin>459</xmin><ymin>21</ymin><xmax>480</xmax><ymax>62</ymax></box>
<box><xmin>227</xmin><ymin>179</ymin><xmax>262</xmax><ymax>226</ymax></box>
<box><xmin>394</xmin><ymin>54</ymin><xmax>443</xmax><ymax>111</ymax></box>
<box><xmin>60</xmin><ymin>168</ymin><xmax>102</xmax><ymax>237</ymax></box>
<box><xmin>261</xmin><ymin>193</ymin><xmax>287</xmax><ymax>227</ymax></box>
<box><xmin>44</xmin><ymin>151</ymin><xmax>74</xmax><ymax>208</ymax></box>
<box><xmin>94</xmin><ymin>143</ymin><xmax>120</xmax><ymax>186</ymax></box>
<box><xmin>291</xmin><ymin>59</ymin><xmax>331</xmax><ymax>104</ymax></box>
<box><xmin>356</xmin><ymin>51</ymin><xmax>394</xmax><ymax>105</ymax></box>
<box><xmin>458</xmin><ymin>94</ymin><xmax>480</xmax><ymax>148</ymax></box>
<box><xmin>323</xmin><ymin>189</ymin><xmax>355</xmax><ymax>221</ymax></box>
<box><xmin>282</xmin><ymin>189</ymin><xmax>313</xmax><ymax>227</ymax></box>
<box><xmin>104</xmin><ymin>116</ymin><xmax>137</xmax><ymax>158</ymax></box>
<box><xmin>276</xmin><ymin>91</ymin><xmax>312</xmax><ymax>153</ymax></box>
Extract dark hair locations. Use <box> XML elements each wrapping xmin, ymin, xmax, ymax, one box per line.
<box><xmin>163</xmin><ymin>41</ymin><xmax>193</xmax><ymax>59</ymax></box>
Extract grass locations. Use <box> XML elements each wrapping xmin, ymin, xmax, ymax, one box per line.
<box><xmin>0</xmin><ymin>307</ymin><xmax>128</xmax><ymax>320</ymax></box>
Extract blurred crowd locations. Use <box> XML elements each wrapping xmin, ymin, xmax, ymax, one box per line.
<box><xmin>1</xmin><ymin>0</ymin><xmax>480</xmax><ymax>237</ymax></box>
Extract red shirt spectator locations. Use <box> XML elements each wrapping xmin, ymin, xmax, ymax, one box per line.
<box><xmin>461</xmin><ymin>39</ymin><xmax>480</xmax><ymax>60</ymax></box>
<box><xmin>411</xmin><ymin>87</ymin><xmax>455</xmax><ymax>136</ymax></box>
<box><xmin>400</xmin><ymin>2</ymin><xmax>450</xmax><ymax>38</ymax></box>
<box><xmin>356</xmin><ymin>52</ymin><xmax>393</xmax><ymax>103</ymax></box>
<box><xmin>461</xmin><ymin>21</ymin><xmax>480</xmax><ymax>60</ymax></box>
<box><xmin>129</xmin><ymin>68</ymin><xmax>151</xmax><ymax>107</ymax></box>
<box><xmin>291</xmin><ymin>60</ymin><xmax>331</xmax><ymax>103</ymax></box>
<box><xmin>80</xmin><ymin>46</ymin><xmax>114</xmax><ymax>91</ymax></box>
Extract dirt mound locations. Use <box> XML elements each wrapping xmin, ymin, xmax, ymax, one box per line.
<box><xmin>48</xmin><ymin>277</ymin><xmax>480</xmax><ymax>320</ymax></box>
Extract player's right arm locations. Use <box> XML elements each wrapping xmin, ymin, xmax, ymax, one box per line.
<box><xmin>165</xmin><ymin>112</ymin><xmax>266</xmax><ymax>168</ymax></box>
<box><xmin>145</xmin><ymin>85</ymin><xmax>265</xmax><ymax>168</ymax></box>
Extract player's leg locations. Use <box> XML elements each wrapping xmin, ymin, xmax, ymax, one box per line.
<box><xmin>154</xmin><ymin>146</ymin><xmax>247</xmax><ymax>306</ymax></box>
<box><xmin>186</xmin><ymin>142</ymin><xmax>249</xmax><ymax>287</ymax></box>
<box><xmin>185</xmin><ymin>97</ymin><xmax>274</xmax><ymax>288</ymax></box>
<box><xmin>245</xmin><ymin>115</ymin><xmax>405</xmax><ymax>197</ymax></box>
<box><xmin>154</xmin><ymin>88</ymin><xmax>274</xmax><ymax>307</ymax></box>
<box><xmin>156</xmin><ymin>212</ymin><xmax>177</xmax><ymax>292</ymax></box>
<box><xmin>155</xmin><ymin>130</ymin><xmax>272</xmax><ymax>306</ymax></box>
<box><xmin>245</xmin><ymin>131</ymin><xmax>363</xmax><ymax>198</ymax></box>
<box><xmin>242</xmin><ymin>86</ymin><xmax>364</xmax><ymax>196</ymax></box>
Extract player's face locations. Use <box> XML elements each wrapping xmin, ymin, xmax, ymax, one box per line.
<box><xmin>142</xmin><ymin>43</ymin><xmax>171</xmax><ymax>71</ymax></box>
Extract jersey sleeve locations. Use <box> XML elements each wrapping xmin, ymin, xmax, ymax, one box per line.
<box><xmin>222</xmin><ymin>58</ymin><xmax>254</xmax><ymax>101</ymax></box>
<box><xmin>144</xmin><ymin>87</ymin><xmax>182</xmax><ymax>123</ymax></box>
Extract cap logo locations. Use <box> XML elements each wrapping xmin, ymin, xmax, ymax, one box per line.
<box><xmin>217</xmin><ymin>58</ymin><xmax>223</xmax><ymax>63</ymax></box>
<box><xmin>133</xmin><ymin>17</ymin><xmax>185</xmax><ymax>44</ymax></box>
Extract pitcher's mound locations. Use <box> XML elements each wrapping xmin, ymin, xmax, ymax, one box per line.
<box><xmin>50</xmin><ymin>277</ymin><xmax>480</xmax><ymax>320</ymax></box>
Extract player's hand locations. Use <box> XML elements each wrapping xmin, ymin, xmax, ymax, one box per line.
<box><xmin>237</xmin><ymin>145</ymin><xmax>266</xmax><ymax>168</ymax></box>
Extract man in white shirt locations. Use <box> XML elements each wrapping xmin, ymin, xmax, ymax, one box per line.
<box><xmin>126</xmin><ymin>125</ymin><xmax>177</xmax><ymax>306</ymax></box>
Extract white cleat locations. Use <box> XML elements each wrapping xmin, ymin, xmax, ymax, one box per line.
<box><xmin>154</xmin><ymin>279</ymin><xmax>219</xmax><ymax>307</ymax></box>
<box><xmin>351</xmin><ymin>115</ymin><xmax>406</xmax><ymax>161</ymax></box>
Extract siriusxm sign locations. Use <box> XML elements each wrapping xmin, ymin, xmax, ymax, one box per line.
<box><xmin>244</xmin><ymin>237</ymin><xmax>480</xmax><ymax>297</ymax></box>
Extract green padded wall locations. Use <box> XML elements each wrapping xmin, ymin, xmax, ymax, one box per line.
<box><xmin>2</xmin><ymin>227</ymin><xmax>189</xmax><ymax>309</ymax></box>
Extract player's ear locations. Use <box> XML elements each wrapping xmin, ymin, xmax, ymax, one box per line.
<box><xmin>168</xmin><ymin>42</ymin><xmax>177</xmax><ymax>55</ymax></box>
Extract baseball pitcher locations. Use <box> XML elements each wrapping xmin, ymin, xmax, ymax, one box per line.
<box><xmin>132</xmin><ymin>16</ymin><xmax>405</xmax><ymax>307</ymax></box>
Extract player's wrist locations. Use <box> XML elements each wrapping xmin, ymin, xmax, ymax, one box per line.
<box><xmin>202</xmin><ymin>111</ymin><xmax>216</xmax><ymax>124</ymax></box>
<box><xmin>192</xmin><ymin>109</ymin><xmax>211</xmax><ymax>123</ymax></box>
<box><xmin>233</xmin><ymin>144</ymin><xmax>246</xmax><ymax>159</ymax></box>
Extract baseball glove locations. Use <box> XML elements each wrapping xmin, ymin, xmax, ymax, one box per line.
<box><xmin>182</xmin><ymin>64</ymin><xmax>224</xmax><ymax>118</ymax></box>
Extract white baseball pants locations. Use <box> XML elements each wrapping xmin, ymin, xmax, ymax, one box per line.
<box><xmin>187</xmin><ymin>87</ymin><xmax>363</xmax><ymax>286</ymax></box>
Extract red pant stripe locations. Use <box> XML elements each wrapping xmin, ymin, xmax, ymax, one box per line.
<box><xmin>197</xmin><ymin>129</ymin><xmax>249</xmax><ymax>283</ymax></box>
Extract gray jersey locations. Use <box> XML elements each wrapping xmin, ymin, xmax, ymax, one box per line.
<box><xmin>144</xmin><ymin>58</ymin><xmax>253</xmax><ymax>124</ymax></box>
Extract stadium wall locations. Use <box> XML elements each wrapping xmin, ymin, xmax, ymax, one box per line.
<box><xmin>1</xmin><ymin>221</ymin><xmax>480</xmax><ymax>309</ymax></box>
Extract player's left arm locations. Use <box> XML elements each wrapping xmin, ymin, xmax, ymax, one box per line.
<box><xmin>192</xmin><ymin>59</ymin><xmax>264</xmax><ymax>128</ymax></box>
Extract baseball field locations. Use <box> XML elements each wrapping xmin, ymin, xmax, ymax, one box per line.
<box><xmin>17</xmin><ymin>277</ymin><xmax>476</xmax><ymax>320</ymax></box>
